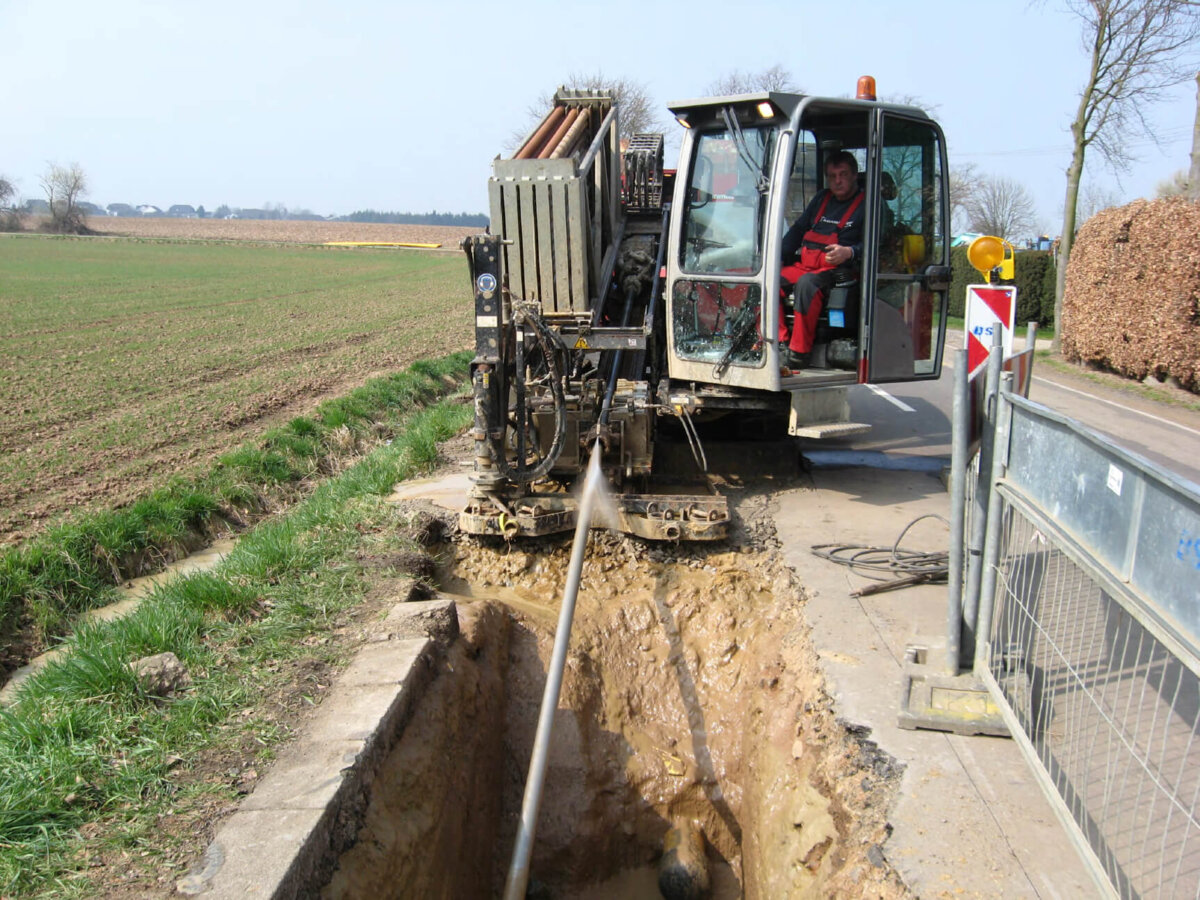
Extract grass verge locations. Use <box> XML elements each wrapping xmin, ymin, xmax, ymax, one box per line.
<box><xmin>0</xmin><ymin>370</ymin><xmax>473</xmax><ymax>897</ymax></box>
<box><xmin>0</xmin><ymin>352</ymin><xmax>470</xmax><ymax>658</ymax></box>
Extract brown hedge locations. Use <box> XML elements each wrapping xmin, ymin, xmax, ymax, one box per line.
<box><xmin>1062</xmin><ymin>198</ymin><xmax>1200</xmax><ymax>391</ymax></box>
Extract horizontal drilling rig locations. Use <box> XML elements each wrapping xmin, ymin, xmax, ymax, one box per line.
<box><xmin>462</xmin><ymin>82</ymin><xmax>953</xmax><ymax>541</ymax></box>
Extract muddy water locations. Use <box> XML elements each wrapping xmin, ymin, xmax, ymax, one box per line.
<box><xmin>323</xmin><ymin>518</ymin><xmax>907</xmax><ymax>899</ymax></box>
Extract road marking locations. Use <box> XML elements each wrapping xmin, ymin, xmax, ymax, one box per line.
<box><xmin>865</xmin><ymin>384</ymin><xmax>915</xmax><ymax>412</ymax></box>
<box><xmin>1032</xmin><ymin>376</ymin><xmax>1200</xmax><ymax>438</ymax></box>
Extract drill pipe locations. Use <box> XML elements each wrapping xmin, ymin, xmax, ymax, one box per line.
<box><xmin>502</xmin><ymin>443</ymin><xmax>605</xmax><ymax>900</ymax></box>
<box><xmin>550</xmin><ymin>107</ymin><xmax>591</xmax><ymax>159</ymax></box>
<box><xmin>515</xmin><ymin>106</ymin><xmax>565</xmax><ymax>160</ymax></box>
<box><xmin>537</xmin><ymin>107</ymin><xmax>581</xmax><ymax>159</ymax></box>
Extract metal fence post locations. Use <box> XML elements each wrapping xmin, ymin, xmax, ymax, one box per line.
<box><xmin>946</xmin><ymin>348</ymin><xmax>969</xmax><ymax>675</ymax></box>
<box><xmin>962</xmin><ymin>329</ymin><xmax>1004</xmax><ymax>669</ymax></box>
<box><xmin>974</xmin><ymin>371</ymin><xmax>1013</xmax><ymax>672</ymax></box>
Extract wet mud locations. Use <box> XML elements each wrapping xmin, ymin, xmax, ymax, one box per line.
<box><xmin>322</xmin><ymin>502</ymin><xmax>908</xmax><ymax>898</ymax></box>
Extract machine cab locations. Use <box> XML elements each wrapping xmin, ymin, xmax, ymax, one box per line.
<box><xmin>664</xmin><ymin>90</ymin><xmax>951</xmax><ymax>396</ymax></box>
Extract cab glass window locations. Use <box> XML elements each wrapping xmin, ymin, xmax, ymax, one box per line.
<box><xmin>679</xmin><ymin>126</ymin><xmax>775</xmax><ymax>275</ymax></box>
<box><xmin>872</xmin><ymin>116</ymin><xmax>948</xmax><ymax>379</ymax></box>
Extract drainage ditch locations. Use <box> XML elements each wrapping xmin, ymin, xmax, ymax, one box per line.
<box><xmin>320</xmin><ymin>507</ymin><xmax>907</xmax><ymax>898</ymax></box>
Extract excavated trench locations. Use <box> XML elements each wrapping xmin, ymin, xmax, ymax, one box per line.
<box><xmin>320</xmin><ymin>503</ymin><xmax>907</xmax><ymax>899</ymax></box>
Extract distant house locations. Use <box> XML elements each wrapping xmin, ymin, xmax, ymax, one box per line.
<box><xmin>167</xmin><ymin>204</ymin><xmax>197</xmax><ymax>218</ymax></box>
<box><xmin>136</xmin><ymin>205</ymin><xmax>163</xmax><ymax>217</ymax></box>
<box><xmin>107</xmin><ymin>203</ymin><xmax>137</xmax><ymax>217</ymax></box>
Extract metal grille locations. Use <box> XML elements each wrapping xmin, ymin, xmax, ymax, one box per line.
<box><xmin>981</xmin><ymin>448</ymin><xmax>1200</xmax><ymax>898</ymax></box>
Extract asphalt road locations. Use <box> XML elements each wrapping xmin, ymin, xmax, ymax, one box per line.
<box><xmin>823</xmin><ymin>338</ymin><xmax>1200</xmax><ymax>489</ymax></box>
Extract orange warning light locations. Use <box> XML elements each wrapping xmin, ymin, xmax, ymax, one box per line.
<box><xmin>856</xmin><ymin>76</ymin><xmax>877</xmax><ymax>101</ymax></box>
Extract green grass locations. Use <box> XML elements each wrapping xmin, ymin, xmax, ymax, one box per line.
<box><xmin>0</xmin><ymin>377</ymin><xmax>473</xmax><ymax>897</ymax></box>
<box><xmin>0</xmin><ymin>352</ymin><xmax>470</xmax><ymax>652</ymax></box>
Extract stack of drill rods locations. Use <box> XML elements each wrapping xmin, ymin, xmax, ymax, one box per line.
<box><xmin>513</xmin><ymin>105</ymin><xmax>592</xmax><ymax>160</ymax></box>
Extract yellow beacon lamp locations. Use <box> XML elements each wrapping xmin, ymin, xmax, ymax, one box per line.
<box><xmin>967</xmin><ymin>235</ymin><xmax>1015</xmax><ymax>283</ymax></box>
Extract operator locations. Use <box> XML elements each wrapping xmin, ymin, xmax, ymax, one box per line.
<box><xmin>778</xmin><ymin>150</ymin><xmax>864</xmax><ymax>370</ymax></box>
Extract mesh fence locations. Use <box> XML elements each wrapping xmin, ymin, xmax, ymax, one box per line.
<box><xmin>984</xmin><ymin>502</ymin><xmax>1200</xmax><ymax>899</ymax></box>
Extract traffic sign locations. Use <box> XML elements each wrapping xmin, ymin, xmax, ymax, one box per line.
<box><xmin>964</xmin><ymin>284</ymin><xmax>1017</xmax><ymax>380</ymax></box>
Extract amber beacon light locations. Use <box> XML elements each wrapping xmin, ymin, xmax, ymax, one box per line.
<box><xmin>856</xmin><ymin>76</ymin><xmax>877</xmax><ymax>101</ymax></box>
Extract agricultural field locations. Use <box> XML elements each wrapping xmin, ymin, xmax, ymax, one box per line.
<box><xmin>82</xmin><ymin>215</ymin><xmax>480</xmax><ymax>247</ymax></box>
<box><xmin>0</xmin><ymin>234</ymin><xmax>473</xmax><ymax>545</ymax></box>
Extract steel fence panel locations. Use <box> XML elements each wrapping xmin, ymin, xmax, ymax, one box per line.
<box><xmin>977</xmin><ymin>392</ymin><xmax>1200</xmax><ymax>899</ymax></box>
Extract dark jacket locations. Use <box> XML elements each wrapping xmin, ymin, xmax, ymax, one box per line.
<box><xmin>781</xmin><ymin>189</ymin><xmax>865</xmax><ymax>268</ymax></box>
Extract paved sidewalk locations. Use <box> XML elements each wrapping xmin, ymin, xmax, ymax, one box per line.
<box><xmin>774</xmin><ymin>464</ymin><xmax>1099</xmax><ymax>898</ymax></box>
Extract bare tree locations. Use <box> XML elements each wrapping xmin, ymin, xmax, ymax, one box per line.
<box><xmin>948</xmin><ymin>163</ymin><xmax>980</xmax><ymax>232</ymax></box>
<box><xmin>40</xmin><ymin>162</ymin><xmax>89</xmax><ymax>233</ymax></box>
<box><xmin>1053</xmin><ymin>0</ymin><xmax>1200</xmax><ymax>347</ymax></box>
<box><xmin>1156</xmin><ymin>169</ymin><xmax>1192</xmax><ymax>196</ymax></box>
<box><xmin>1078</xmin><ymin>180</ymin><xmax>1123</xmax><ymax>220</ymax></box>
<box><xmin>1191</xmin><ymin>70</ymin><xmax>1200</xmax><ymax>199</ymax></box>
<box><xmin>706</xmin><ymin>65</ymin><xmax>800</xmax><ymax>95</ymax></box>
<box><xmin>0</xmin><ymin>175</ymin><xmax>24</xmax><ymax>232</ymax></box>
<box><xmin>962</xmin><ymin>174</ymin><xmax>1038</xmax><ymax>239</ymax></box>
<box><xmin>511</xmin><ymin>72</ymin><xmax>660</xmax><ymax>152</ymax></box>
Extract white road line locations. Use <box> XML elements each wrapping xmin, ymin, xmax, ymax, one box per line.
<box><xmin>1032</xmin><ymin>376</ymin><xmax>1200</xmax><ymax>438</ymax></box>
<box><xmin>865</xmin><ymin>384</ymin><xmax>915</xmax><ymax>412</ymax></box>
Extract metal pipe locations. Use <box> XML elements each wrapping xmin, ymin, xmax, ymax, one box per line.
<box><xmin>946</xmin><ymin>347</ymin><xmax>969</xmax><ymax>674</ymax></box>
<box><xmin>962</xmin><ymin>328</ymin><xmax>1004</xmax><ymax>669</ymax></box>
<box><xmin>1025</xmin><ymin>321</ymin><xmax>1038</xmax><ymax>352</ymax></box>
<box><xmin>515</xmin><ymin>106</ymin><xmax>565</xmax><ymax>160</ymax></box>
<box><xmin>550</xmin><ymin>107</ymin><xmax>591</xmax><ymax>159</ymax></box>
<box><xmin>538</xmin><ymin>108</ymin><xmax>581</xmax><ymax>160</ymax></box>
<box><xmin>577</xmin><ymin>106</ymin><xmax>617</xmax><ymax>176</ymax></box>
<box><xmin>502</xmin><ymin>444</ymin><xmax>605</xmax><ymax>900</ymax></box>
<box><xmin>974</xmin><ymin>371</ymin><xmax>1014</xmax><ymax>673</ymax></box>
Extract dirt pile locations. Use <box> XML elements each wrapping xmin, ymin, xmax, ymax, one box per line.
<box><xmin>323</xmin><ymin>519</ymin><xmax>907</xmax><ymax>898</ymax></box>
<box><xmin>1063</xmin><ymin>198</ymin><xmax>1200</xmax><ymax>390</ymax></box>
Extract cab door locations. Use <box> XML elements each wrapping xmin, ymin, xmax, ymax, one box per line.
<box><xmin>864</xmin><ymin>112</ymin><xmax>950</xmax><ymax>383</ymax></box>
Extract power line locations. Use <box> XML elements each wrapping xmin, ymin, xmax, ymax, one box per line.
<box><xmin>956</xmin><ymin>127</ymin><xmax>1191</xmax><ymax>159</ymax></box>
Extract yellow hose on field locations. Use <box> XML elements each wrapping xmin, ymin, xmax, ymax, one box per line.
<box><xmin>323</xmin><ymin>241</ymin><xmax>442</xmax><ymax>248</ymax></box>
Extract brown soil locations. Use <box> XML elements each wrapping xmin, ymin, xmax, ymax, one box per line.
<box><xmin>1</xmin><ymin>234</ymin><xmax>473</xmax><ymax>547</ymax></box>
<box><xmin>322</xmin><ymin>485</ymin><xmax>907</xmax><ymax>897</ymax></box>
<box><xmin>33</xmin><ymin>215</ymin><xmax>481</xmax><ymax>248</ymax></box>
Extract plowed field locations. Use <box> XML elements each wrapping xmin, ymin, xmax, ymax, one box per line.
<box><xmin>0</xmin><ymin>235</ymin><xmax>472</xmax><ymax>545</ymax></box>
<box><xmin>72</xmin><ymin>215</ymin><xmax>480</xmax><ymax>248</ymax></box>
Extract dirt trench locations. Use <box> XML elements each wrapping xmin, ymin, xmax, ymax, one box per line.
<box><xmin>321</xmin><ymin>504</ymin><xmax>908</xmax><ymax>898</ymax></box>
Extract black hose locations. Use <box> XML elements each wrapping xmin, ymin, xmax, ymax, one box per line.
<box><xmin>491</xmin><ymin>304</ymin><xmax>567</xmax><ymax>484</ymax></box>
<box><xmin>811</xmin><ymin>514</ymin><xmax>951</xmax><ymax>586</ymax></box>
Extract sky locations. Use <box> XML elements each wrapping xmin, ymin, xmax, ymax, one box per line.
<box><xmin>2</xmin><ymin>0</ymin><xmax>1196</xmax><ymax>235</ymax></box>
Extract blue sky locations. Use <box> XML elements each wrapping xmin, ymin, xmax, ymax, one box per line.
<box><xmin>3</xmin><ymin>0</ymin><xmax>1195</xmax><ymax>235</ymax></box>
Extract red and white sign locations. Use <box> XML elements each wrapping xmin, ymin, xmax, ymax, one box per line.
<box><xmin>964</xmin><ymin>284</ymin><xmax>1018</xmax><ymax>380</ymax></box>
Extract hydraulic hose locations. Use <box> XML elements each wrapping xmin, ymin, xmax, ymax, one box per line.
<box><xmin>491</xmin><ymin>302</ymin><xmax>568</xmax><ymax>484</ymax></box>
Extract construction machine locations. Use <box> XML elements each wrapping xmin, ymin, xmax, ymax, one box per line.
<box><xmin>461</xmin><ymin>78</ymin><xmax>952</xmax><ymax>541</ymax></box>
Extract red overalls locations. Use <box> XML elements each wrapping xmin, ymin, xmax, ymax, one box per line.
<box><xmin>779</xmin><ymin>190</ymin><xmax>864</xmax><ymax>353</ymax></box>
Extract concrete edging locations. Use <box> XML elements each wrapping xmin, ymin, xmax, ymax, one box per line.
<box><xmin>176</xmin><ymin>595</ymin><xmax>458</xmax><ymax>898</ymax></box>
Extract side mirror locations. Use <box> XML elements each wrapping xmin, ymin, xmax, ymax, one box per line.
<box><xmin>923</xmin><ymin>264</ymin><xmax>952</xmax><ymax>291</ymax></box>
